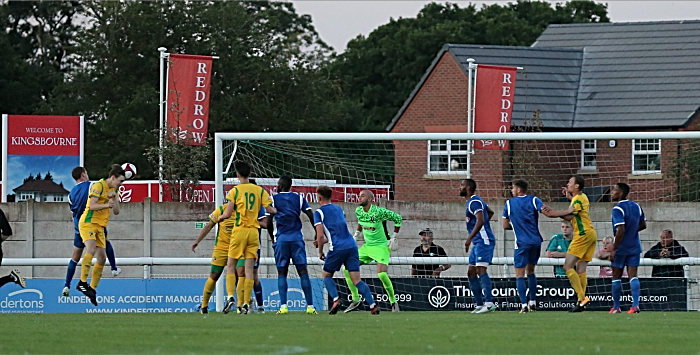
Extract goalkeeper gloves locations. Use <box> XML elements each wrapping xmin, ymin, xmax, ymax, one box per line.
<box><xmin>388</xmin><ymin>232</ymin><xmax>399</xmax><ymax>251</ymax></box>
<box><xmin>353</xmin><ymin>230</ymin><xmax>361</xmax><ymax>241</ymax></box>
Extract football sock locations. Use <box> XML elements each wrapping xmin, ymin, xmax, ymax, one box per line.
<box><xmin>90</xmin><ymin>264</ymin><xmax>104</xmax><ymax>289</ymax></box>
<box><xmin>300</xmin><ymin>273</ymin><xmax>313</xmax><ymax>306</ymax></box>
<box><xmin>578</xmin><ymin>273</ymin><xmax>588</xmax><ymax>297</ymax></box>
<box><xmin>202</xmin><ymin>277</ymin><xmax>216</xmax><ymax>308</ymax></box>
<box><xmin>378</xmin><ymin>272</ymin><xmax>396</xmax><ymax>303</ymax></box>
<box><xmin>254</xmin><ymin>281</ymin><xmax>264</xmax><ymax>307</ymax></box>
<box><xmin>516</xmin><ymin>277</ymin><xmax>528</xmax><ymax>306</ymax></box>
<box><xmin>323</xmin><ymin>276</ymin><xmax>339</xmax><ymax>300</ymax></box>
<box><xmin>344</xmin><ymin>269</ymin><xmax>360</xmax><ymax>302</ymax></box>
<box><xmin>356</xmin><ymin>281</ymin><xmax>376</xmax><ymax>307</ymax></box>
<box><xmin>469</xmin><ymin>277</ymin><xmax>484</xmax><ymax>306</ymax></box>
<box><xmin>243</xmin><ymin>278</ymin><xmax>254</xmax><ymax>306</ymax></box>
<box><xmin>566</xmin><ymin>269</ymin><xmax>584</xmax><ymax>302</ymax></box>
<box><xmin>278</xmin><ymin>275</ymin><xmax>288</xmax><ymax>306</ymax></box>
<box><xmin>226</xmin><ymin>273</ymin><xmax>236</xmax><ymax>299</ymax></box>
<box><xmin>630</xmin><ymin>277</ymin><xmax>641</xmax><ymax>307</ymax></box>
<box><xmin>527</xmin><ymin>274</ymin><xmax>538</xmax><ymax>301</ymax></box>
<box><xmin>479</xmin><ymin>273</ymin><xmax>493</xmax><ymax>303</ymax></box>
<box><xmin>0</xmin><ymin>275</ymin><xmax>13</xmax><ymax>288</ymax></box>
<box><xmin>65</xmin><ymin>259</ymin><xmax>78</xmax><ymax>288</ymax></box>
<box><xmin>80</xmin><ymin>253</ymin><xmax>93</xmax><ymax>283</ymax></box>
<box><xmin>237</xmin><ymin>277</ymin><xmax>246</xmax><ymax>307</ymax></box>
<box><xmin>612</xmin><ymin>279</ymin><xmax>622</xmax><ymax>310</ymax></box>
<box><xmin>106</xmin><ymin>241</ymin><xmax>117</xmax><ymax>271</ymax></box>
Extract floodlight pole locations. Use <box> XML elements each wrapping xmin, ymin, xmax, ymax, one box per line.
<box><xmin>158</xmin><ymin>47</ymin><xmax>168</xmax><ymax>200</ymax></box>
<box><xmin>466</xmin><ymin>58</ymin><xmax>476</xmax><ymax>179</ymax></box>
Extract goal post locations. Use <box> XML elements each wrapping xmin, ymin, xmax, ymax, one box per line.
<box><xmin>214</xmin><ymin>131</ymin><xmax>700</xmax><ymax>312</ymax></box>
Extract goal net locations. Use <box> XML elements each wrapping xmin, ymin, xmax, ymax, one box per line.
<box><xmin>214</xmin><ymin>132</ymin><xmax>700</xmax><ymax>312</ymax></box>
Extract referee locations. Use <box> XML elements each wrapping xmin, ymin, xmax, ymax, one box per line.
<box><xmin>0</xmin><ymin>207</ymin><xmax>25</xmax><ymax>289</ymax></box>
<box><xmin>411</xmin><ymin>228</ymin><xmax>450</xmax><ymax>277</ymax></box>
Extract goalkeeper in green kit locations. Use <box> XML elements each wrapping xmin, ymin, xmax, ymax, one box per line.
<box><xmin>344</xmin><ymin>190</ymin><xmax>402</xmax><ymax>313</ymax></box>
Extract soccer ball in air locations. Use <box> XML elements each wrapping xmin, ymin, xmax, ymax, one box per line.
<box><xmin>121</xmin><ymin>163</ymin><xmax>137</xmax><ymax>179</ymax></box>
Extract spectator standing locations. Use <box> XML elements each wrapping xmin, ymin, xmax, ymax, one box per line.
<box><xmin>644</xmin><ymin>230</ymin><xmax>689</xmax><ymax>277</ymax></box>
<box><xmin>411</xmin><ymin>228</ymin><xmax>450</xmax><ymax>277</ymax></box>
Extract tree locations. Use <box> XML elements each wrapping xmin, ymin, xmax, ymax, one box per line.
<box><xmin>40</xmin><ymin>1</ymin><xmax>345</xmax><ymax>180</ymax></box>
<box><xmin>330</xmin><ymin>0</ymin><xmax>609</xmax><ymax>131</ymax></box>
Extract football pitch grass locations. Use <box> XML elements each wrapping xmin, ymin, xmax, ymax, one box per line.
<box><xmin>2</xmin><ymin>311</ymin><xmax>699</xmax><ymax>354</ymax></box>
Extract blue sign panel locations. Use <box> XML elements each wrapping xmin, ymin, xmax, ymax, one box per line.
<box><xmin>0</xmin><ymin>278</ymin><xmax>324</xmax><ymax>313</ymax></box>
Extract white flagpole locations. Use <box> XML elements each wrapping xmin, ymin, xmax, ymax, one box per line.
<box><xmin>466</xmin><ymin>58</ymin><xmax>476</xmax><ymax>179</ymax></box>
<box><xmin>158</xmin><ymin>47</ymin><xmax>167</xmax><ymax>201</ymax></box>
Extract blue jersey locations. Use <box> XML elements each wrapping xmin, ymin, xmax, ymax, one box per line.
<box><xmin>68</xmin><ymin>181</ymin><xmax>91</xmax><ymax>221</ymax></box>
<box><xmin>271</xmin><ymin>192</ymin><xmax>311</xmax><ymax>242</ymax></box>
<box><xmin>314</xmin><ymin>204</ymin><xmax>356</xmax><ymax>252</ymax></box>
<box><xmin>466</xmin><ymin>195</ymin><xmax>495</xmax><ymax>245</ymax></box>
<box><xmin>503</xmin><ymin>195</ymin><xmax>544</xmax><ymax>248</ymax></box>
<box><xmin>612</xmin><ymin>200</ymin><xmax>645</xmax><ymax>255</ymax></box>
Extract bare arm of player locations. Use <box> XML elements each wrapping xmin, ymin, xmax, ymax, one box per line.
<box><xmin>315</xmin><ymin>224</ymin><xmax>327</xmax><ymax>260</ymax></box>
<box><xmin>192</xmin><ymin>221</ymin><xmax>216</xmax><ymax>252</ymax></box>
<box><xmin>219</xmin><ymin>201</ymin><xmax>234</xmax><ymax>222</ymax></box>
<box><xmin>541</xmin><ymin>205</ymin><xmax>575</xmax><ymax>219</ymax></box>
<box><xmin>303</xmin><ymin>209</ymin><xmax>318</xmax><ymax>245</ymax></box>
<box><xmin>266</xmin><ymin>217</ymin><xmax>275</xmax><ymax>244</ymax></box>
<box><xmin>258</xmin><ymin>216</ymin><xmax>268</xmax><ymax>229</ymax></box>
<box><xmin>466</xmin><ymin>210</ymin><xmax>485</xmax><ymax>251</ymax></box>
<box><xmin>502</xmin><ymin>217</ymin><xmax>512</xmax><ymax>230</ymax></box>
<box><xmin>486</xmin><ymin>206</ymin><xmax>494</xmax><ymax>220</ymax></box>
<box><xmin>610</xmin><ymin>224</ymin><xmax>625</xmax><ymax>262</ymax></box>
<box><xmin>110</xmin><ymin>191</ymin><xmax>120</xmax><ymax>215</ymax></box>
<box><xmin>88</xmin><ymin>196</ymin><xmax>111</xmax><ymax>211</ymax></box>
<box><xmin>265</xmin><ymin>205</ymin><xmax>277</xmax><ymax>215</ymax></box>
<box><xmin>638</xmin><ymin>220</ymin><xmax>647</xmax><ymax>231</ymax></box>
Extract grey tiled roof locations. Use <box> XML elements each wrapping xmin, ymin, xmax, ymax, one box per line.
<box><xmin>386</xmin><ymin>44</ymin><xmax>583</xmax><ymax>131</ymax></box>
<box><xmin>534</xmin><ymin>21</ymin><xmax>700</xmax><ymax>128</ymax></box>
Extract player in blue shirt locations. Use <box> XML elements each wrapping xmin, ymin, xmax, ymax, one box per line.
<box><xmin>502</xmin><ymin>179</ymin><xmax>544</xmax><ymax>313</ymax></box>
<box><xmin>267</xmin><ymin>176</ymin><xmax>316</xmax><ymax>315</ymax></box>
<box><xmin>314</xmin><ymin>186</ymin><xmax>379</xmax><ymax>315</ymax></box>
<box><xmin>460</xmin><ymin>179</ymin><xmax>496</xmax><ymax>314</ymax></box>
<box><xmin>62</xmin><ymin>167</ymin><xmax>120</xmax><ymax>297</ymax></box>
<box><xmin>610</xmin><ymin>183</ymin><xmax>646</xmax><ymax>314</ymax></box>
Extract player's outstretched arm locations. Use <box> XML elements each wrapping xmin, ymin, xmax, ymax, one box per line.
<box><xmin>541</xmin><ymin>205</ymin><xmax>575</xmax><ymax>219</ymax></box>
<box><xmin>192</xmin><ymin>221</ymin><xmax>216</xmax><ymax>252</ymax></box>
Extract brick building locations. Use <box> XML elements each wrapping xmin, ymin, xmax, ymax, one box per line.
<box><xmin>387</xmin><ymin>21</ymin><xmax>700</xmax><ymax>203</ymax></box>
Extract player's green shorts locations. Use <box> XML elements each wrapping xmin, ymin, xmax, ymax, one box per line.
<box><xmin>236</xmin><ymin>259</ymin><xmax>245</xmax><ymax>268</ymax></box>
<box><xmin>358</xmin><ymin>244</ymin><xmax>391</xmax><ymax>265</ymax></box>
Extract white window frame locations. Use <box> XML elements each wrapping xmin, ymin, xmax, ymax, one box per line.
<box><xmin>427</xmin><ymin>140</ymin><xmax>470</xmax><ymax>174</ymax></box>
<box><xmin>581</xmin><ymin>139</ymin><xmax>596</xmax><ymax>170</ymax></box>
<box><xmin>632</xmin><ymin>139</ymin><xmax>661</xmax><ymax>175</ymax></box>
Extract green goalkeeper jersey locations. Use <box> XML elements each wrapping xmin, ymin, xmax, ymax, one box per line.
<box><xmin>355</xmin><ymin>205</ymin><xmax>402</xmax><ymax>246</ymax></box>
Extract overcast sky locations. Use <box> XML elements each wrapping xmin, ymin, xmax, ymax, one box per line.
<box><xmin>291</xmin><ymin>1</ymin><xmax>700</xmax><ymax>52</ymax></box>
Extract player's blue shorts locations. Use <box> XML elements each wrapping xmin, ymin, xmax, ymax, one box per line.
<box><xmin>273</xmin><ymin>239</ymin><xmax>307</xmax><ymax>271</ymax></box>
<box><xmin>611</xmin><ymin>253</ymin><xmax>640</xmax><ymax>269</ymax></box>
<box><xmin>73</xmin><ymin>219</ymin><xmax>108</xmax><ymax>248</ymax></box>
<box><xmin>469</xmin><ymin>242</ymin><xmax>494</xmax><ymax>266</ymax></box>
<box><xmin>323</xmin><ymin>247</ymin><xmax>360</xmax><ymax>273</ymax></box>
<box><xmin>514</xmin><ymin>244</ymin><xmax>541</xmax><ymax>268</ymax></box>
<box><xmin>255</xmin><ymin>248</ymin><xmax>260</xmax><ymax>269</ymax></box>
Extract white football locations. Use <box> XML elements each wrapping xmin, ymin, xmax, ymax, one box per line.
<box><xmin>121</xmin><ymin>163</ymin><xmax>137</xmax><ymax>179</ymax></box>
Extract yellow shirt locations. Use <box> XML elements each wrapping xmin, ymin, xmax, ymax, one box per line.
<box><xmin>225</xmin><ymin>183</ymin><xmax>271</xmax><ymax>230</ymax></box>
<box><xmin>79</xmin><ymin>179</ymin><xmax>115</xmax><ymax>227</ymax></box>
<box><xmin>209</xmin><ymin>205</ymin><xmax>235</xmax><ymax>247</ymax></box>
<box><xmin>571</xmin><ymin>193</ymin><xmax>595</xmax><ymax>237</ymax></box>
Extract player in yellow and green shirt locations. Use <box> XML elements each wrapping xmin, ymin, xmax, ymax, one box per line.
<box><xmin>76</xmin><ymin>164</ymin><xmax>126</xmax><ymax>306</ymax></box>
<box><xmin>218</xmin><ymin>161</ymin><xmax>276</xmax><ymax>315</ymax></box>
<box><xmin>542</xmin><ymin>175</ymin><xmax>597</xmax><ymax>312</ymax></box>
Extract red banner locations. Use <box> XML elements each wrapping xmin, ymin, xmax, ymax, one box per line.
<box><xmin>473</xmin><ymin>65</ymin><xmax>517</xmax><ymax>150</ymax></box>
<box><xmin>6</xmin><ymin>115</ymin><xmax>81</xmax><ymax>156</ymax></box>
<box><xmin>166</xmin><ymin>54</ymin><xmax>213</xmax><ymax>146</ymax></box>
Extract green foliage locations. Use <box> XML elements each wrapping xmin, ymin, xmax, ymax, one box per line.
<box><xmin>670</xmin><ymin>140</ymin><xmax>700</xmax><ymax>202</ymax></box>
<box><xmin>332</xmin><ymin>0</ymin><xmax>609</xmax><ymax>131</ymax></box>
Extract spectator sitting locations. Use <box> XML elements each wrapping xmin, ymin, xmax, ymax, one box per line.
<box><xmin>595</xmin><ymin>237</ymin><xmax>627</xmax><ymax>278</ymax></box>
<box><xmin>545</xmin><ymin>221</ymin><xmax>573</xmax><ymax>278</ymax></box>
<box><xmin>644</xmin><ymin>229</ymin><xmax>689</xmax><ymax>277</ymax></box>
<box><xmin>411</xmin><ymin>228</ymin><xmax>450</xmax><ymax>277</ymax></box>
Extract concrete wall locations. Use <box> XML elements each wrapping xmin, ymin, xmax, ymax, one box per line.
<box><xmin>1</xmin><ymin>199</ymin><xmax>699</xmax><ymax>282</ymax></box>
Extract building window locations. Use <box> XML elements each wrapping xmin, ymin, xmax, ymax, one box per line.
<box><xmin>19</xmin><ymin>192</ymin><xmax>34</xmax><ymax>201</ymax></box>
<box><xmin>632</xmin><ymin>139</ymin><xmax>661</xmax><ymax>174</ymax></box>
<box><xmin>428</xmin><ymin>140</ymin><xmax>469</xmax><ymax>173</ymax></box>
<box><xmin>581</xmin><ymin>140</ymin><xmax>596</xmax><ymax>169</ymax></box>
<box><xmin>53</xmin><ymin>195</ymin><xmax>65</xmax><ymax>202</ymax></box>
